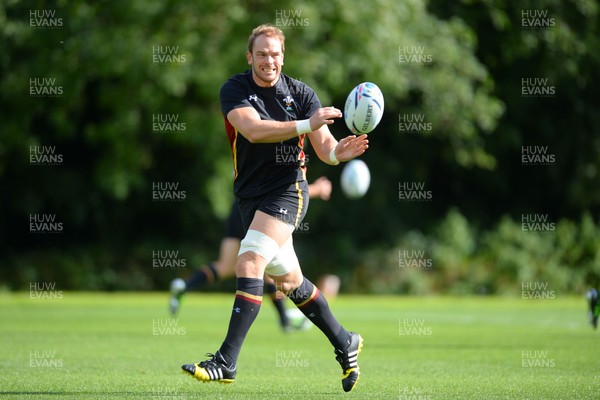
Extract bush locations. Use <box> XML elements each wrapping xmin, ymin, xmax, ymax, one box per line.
<box><xmin>353</xmin><ymin>210</ymin><xmax>600</xmax><ymax>295</ymax></box>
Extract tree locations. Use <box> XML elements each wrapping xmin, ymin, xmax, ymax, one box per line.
<box><xmin>1</xmin><ymin>0</ymin><xmax>530</xmax><ymax>291</ymax></box>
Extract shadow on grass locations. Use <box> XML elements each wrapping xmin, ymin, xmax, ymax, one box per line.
<box><xmin>0</xmin><ymin>392</ymin><xmax>153</xmax><ymax>397</ymax></box>
<box><xmin>370</xmin><ymin>341</ymin><xmax>530</xmax><ymax>350</ymax></box>
<box><xmin>0</xmin><ymin>389</ymin><xmax>344</xmax><ymax>398</ymax></box>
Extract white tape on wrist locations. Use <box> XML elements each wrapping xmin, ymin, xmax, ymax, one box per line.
<box><xmin>295</xmin><ymin>119</ymin><xmax>312</xmax><ymax>136</ymax></box>
<box><xmin>329</xmin><ymin>148</ymin><xmax>340</xmax><ymax>165</ymax></box>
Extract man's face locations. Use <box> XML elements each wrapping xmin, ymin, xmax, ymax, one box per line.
<box><xmin>246</xmin><ymin>34</ymin><xmax>284</xmax><ymax>87</ymax></box>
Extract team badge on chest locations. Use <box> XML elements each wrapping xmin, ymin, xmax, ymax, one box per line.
<box><xmin>283</xmin><ymin>95</ymin><xmax>295</xmax><ymax>111</ymax></box>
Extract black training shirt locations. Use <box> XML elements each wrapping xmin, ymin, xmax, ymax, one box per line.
<box><xmin>220</xmin><ymin>70</ymin><xmax>321</xmax><ymax>198</ymax></box>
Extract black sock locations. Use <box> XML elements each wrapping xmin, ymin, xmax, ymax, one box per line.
<box><xmin>218</xmin><ymin>277</ymin><xmax>263</xmax><ymax>367</ymax></box>
<box><xmin>287</xmin><ymin>278</ymin><xmax>350</xmax><ymax>350</ymax></box>
<box><xmin>265</xmin><ymin>282</ymin><xmax>289</xmax><ymax>327</ymax></box>
<box><xmin>185</xmin><ymin>262</ymin><xmax>218</xmax><ymax>290</ymax></box>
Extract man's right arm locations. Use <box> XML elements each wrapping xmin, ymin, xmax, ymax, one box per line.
<box><xmin>227</xmin><ymin>106</ymin><xmax>343</xmax><ymax>144</ymax></box>
<box><xmin>226</xmin><ymin>107</ymin><xmax>299</xmax><ymax>143</ymax></box>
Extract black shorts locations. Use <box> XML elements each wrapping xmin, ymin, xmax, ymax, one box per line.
<box><xmin>224</xmin><ymin>200</ymin><xmax>245</xmax><ymax>240</ymax></box>
<box><xmin>238</xmin><ymin>181</ymin><xmax>309</xmax><ymax>234</ymax></box>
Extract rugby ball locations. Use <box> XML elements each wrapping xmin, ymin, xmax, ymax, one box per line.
<box><xmin>344</xmin><ymin>82</ymin><xmax>384</xmax><ymax>134</ymax></box>
<box><xmin>340</xmin><ymin>159</ymin><xmax>371</xmax><ymax>199</ymax></box>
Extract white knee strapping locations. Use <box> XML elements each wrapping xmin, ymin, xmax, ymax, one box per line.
<box><xmin>266</xmin><ymin>236</ymin><xmax>300</xmax><ymax>277</ymax></box>
<box><xmin>238</xmin><ymin>229</ymin><xmax>281</xmax><ymax>264</ymax></box>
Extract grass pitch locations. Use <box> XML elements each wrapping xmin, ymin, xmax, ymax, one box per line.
<box><xmin>0</xmin><ymin>292</ymin><xmax>598</xmax><ymax>399</ymax></box>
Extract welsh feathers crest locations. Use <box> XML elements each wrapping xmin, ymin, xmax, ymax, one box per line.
<box><xmin>283</xmin><ymin>95</ymin><xmax>294</xmax><ymax>110</ymax></box>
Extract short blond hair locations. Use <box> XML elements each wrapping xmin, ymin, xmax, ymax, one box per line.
<box><xmin>247</xmin><ymin>24</ymin><xmax>285</xmax><ymax>54</ymax></box>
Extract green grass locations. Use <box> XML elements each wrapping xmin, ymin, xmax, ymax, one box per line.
<box><xmin>0</xmin><ymin>292</ymin><xmax>598</xmax><ymax>399</ymax></box>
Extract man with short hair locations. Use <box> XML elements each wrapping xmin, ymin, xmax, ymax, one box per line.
<box><xmin>182</xmin><ymin>23</ymin><xmax>368</xmax><ymax>392</ymax></box>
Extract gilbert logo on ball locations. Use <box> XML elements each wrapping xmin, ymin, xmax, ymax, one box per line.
<box><xmin>341</xmin><ymin>159</ymin><xmax>371</xmax><ymax>199</ymax></box>
<box><xmin>344</xmin><ymin>82</ymin><xmax>384</xmax><ymax>134</ymax></box>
